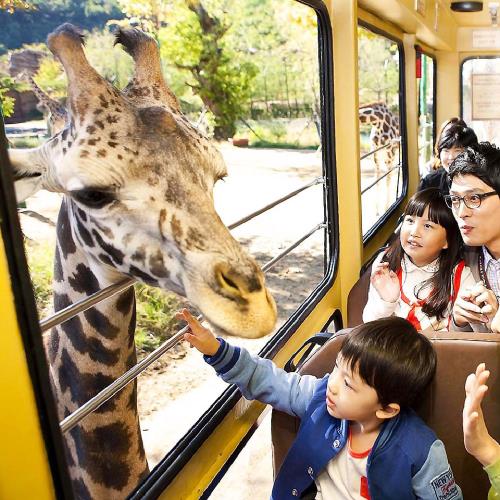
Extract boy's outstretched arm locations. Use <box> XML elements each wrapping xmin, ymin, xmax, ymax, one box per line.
<box><xmin>176</xmin><ymin>309</ymin><xmax>320</xmax><ymax>418</ymax></box>
<box><xmin>176</xmin><ymin>308</ymin><xmax>220</xmax><ymax>356</ymax></box>
<box><xmin>463</xmin><ymin>363</ymin><xmax>500</xmax><ymax>467</ymax></box>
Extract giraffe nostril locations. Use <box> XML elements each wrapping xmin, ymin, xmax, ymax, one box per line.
<box><xmin>214</xmin><ymin>263</ymin><xmax>245</xmax><ymax>297</ymax></box>
<box><xmin>220</xmin><ymin>273</ymin><xmax>238</xmax><ymax>291</ymax></box>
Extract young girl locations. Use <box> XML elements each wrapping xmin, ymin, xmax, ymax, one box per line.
<box><xmin>363</xmin><ymin>188</ymin><xmax>475</xmax><ymax>331</ymax></box>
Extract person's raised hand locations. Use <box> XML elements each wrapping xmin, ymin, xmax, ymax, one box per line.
<box><xmin>371</xmin><ymin>262</ymin><xmax>400</xmax><ymax>303</ymax></box>
<box><xmin>463</xmin><ymin>363</ymin><xmax>500</xmax><ymax>467</ymax></box>
<box><xmin>175</xmin><ymin>308</ymin><xmax>220</xmax><ymax>356</ymax></box>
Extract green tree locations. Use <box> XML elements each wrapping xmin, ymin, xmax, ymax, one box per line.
<box><xmin>358</xmin><ymin>26</ymin><xmax>400</xmax><ymax>107</ymax></box>
<box><xmin>0</xmin><ymin>0</ymin><xmax>33</xmax><ymax>13</ymax></box>
<box><xmin>160</xmin><ymin>0</ymin><xmax>257</xmax><ymax>138</ymax></box>
<box><xmin>0</xmin><ymin>75</ymin><xmax>21</xmax><ymax>117</ymax></box>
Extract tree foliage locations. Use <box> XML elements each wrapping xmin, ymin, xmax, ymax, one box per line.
<box><xmin>159</xmin><ymin>0</ymin><xmax>257</xmax><ymax>138</ymax></box>
<box><xmin>0</xmin><ymin>0</ymin><xmax>124</xmax><ymax>54</ymax></box>
<box><xmin>358</xmin><ymin>26</ymin><xmax>400</xmax><ymax>108</ymax></box>
<box><xmin>0</xmin><ymin>0</ymin><xmax>33</xmax><ymax>13</ymax></box>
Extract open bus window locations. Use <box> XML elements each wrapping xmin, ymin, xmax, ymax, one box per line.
<box><xmin>1</xmin><ymin>0</ymin><xmax>332</xmax><ymax>497</ymax></box>
<box><xmin>417</xmin><ymin>51</ymin><xmax>436</xmax><ymax>177</ymax></box>
<box><xmin>462</xmin><ymin>57</ymin><xmax>500</xmax><ymax>143</ymax></box>
<box><xmin>358</xmin><ymin>24</ymin><xmax>406</xmax><ymax>236</ymax></box>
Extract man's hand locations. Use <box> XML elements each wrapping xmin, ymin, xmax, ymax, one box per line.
<box><xmin>176</xmin><ymin>308</ymin><xmax>220</xmax><ymax>356</ymax></box>
<box><xmin>491</xmin><ymin>309</ymin><xmax>500</xmax><ymax>333</ymax></box>
<box><xmin>463</xmin><ymin>363</ymin><xmax>500</xmax><ymax>467</ymax></box>
<box><xmin>371</xmin><ymin>262</ymin><xmax>400</xmax><ymax>303</ymax></box>
<box><xmin>453</xmin><ymin>282</ymin><xmax>498</xmax><ymax>327</ymax></box>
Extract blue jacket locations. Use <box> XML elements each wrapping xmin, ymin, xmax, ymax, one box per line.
<box><xmin>206</xmin><ymin>339</ymin><xmax>462</xmax><ymax>500</ymax></box>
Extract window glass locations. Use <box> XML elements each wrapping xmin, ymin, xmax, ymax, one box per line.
<box><xmin>358</xmin><ymin>25</ymin><xmax>405</xmax><ymax>235</ymax></box>
<box><xmin>417</xmin><ymin>52</ymin><xmax>435</xmax><ymax>177</ymax></box>
<box><xmin>1</xmin><ymin>0</ymin><xmax>328</xmax><ymax>497</ymax></box>
<box><xmin>462</xmin><ymin>57</ymin><xmax>500</xmax><ymax>142</ymax></box>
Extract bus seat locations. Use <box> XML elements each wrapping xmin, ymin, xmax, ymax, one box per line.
<box><xmin>346</xmin><ymin>264</ymin><xmax>371</xmax><ymax>328</ymax></box>
<box><xmin>271</xmin><ymin>330</ymin><xmax>500</xmax><ymax>499</ymax></box>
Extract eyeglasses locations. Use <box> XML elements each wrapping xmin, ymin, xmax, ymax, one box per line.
<box><xmin>444</xmin><ymin>191</ymin><xmax>497</xmax><ymax>210</ymax></box>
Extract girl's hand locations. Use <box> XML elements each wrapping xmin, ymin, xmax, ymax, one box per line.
<box><xmin>463</xmin><ymin>363</ymin><xmax>500</xmax><ymax>467</ymax></box>
<box><xmin>176</xmin><ymin>308</ymin><xmax>220</xmax><ymax>356</ymax></box>
<box><xmin>371</xmin><ymin>262</ymin><xmax>400</xmax><ymax>303</ymax></box>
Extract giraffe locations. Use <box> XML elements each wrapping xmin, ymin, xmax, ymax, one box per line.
<box><xmin>358</xmin><ymin>102</ymin><xmax>400</xmax><ymax>171</ymax></box>
<box><xmin>23</xmin><ymin>72</ymin><xmax>67</xmax><ymax>135</ymax></box>
<box><xmin>359</xmin><ymin>102</ymin><xmax>400</xmax><ymax>217</ymax></box>
<box><xmin>8</xmin><ymin>24</ymin><xmax>277</xmax><ymax>500</ymax></box>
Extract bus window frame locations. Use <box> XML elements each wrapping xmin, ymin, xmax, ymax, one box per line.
<box><xmin>0</xmin><ymin>0</ymin><xmax>339</xmax><ymax>497</ymax></box>
<box><xmin>416</xmin><ymin>47</ymin><xmax>437</xmax><ymax>164</ymax></box>
<box><xmin>130</xmin><ymin>0</ymin><xmax>338</xmax><ymax>497</ymax></box>
<box><xmin>420</xmin><ymin>49</ymin><xmax>437</xmax><ymax>150</ymax></box>
<box><xmin>459</xmin><ymin>55</ymin><xmax>500</xmax><ymax>120</ymax></box>
<box><xmin>358</xmin><ymin>20</ymin><xmax>409</xmax><ymax>246</ymax></box>
<box><xmin>0</xmin><ymin>119</ymin><xmax>74</xmax><ymax>497</ymax></box>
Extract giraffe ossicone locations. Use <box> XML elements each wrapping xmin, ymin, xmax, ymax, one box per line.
<box><xmin>8</xmin><ymin>23</ymin><xmax>277</xmax><ymax>499</ymax></box>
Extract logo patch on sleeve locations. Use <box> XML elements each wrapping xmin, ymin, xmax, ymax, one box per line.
<box><xmin>430</xmin><ymin>467</ymin><xmax>460</xmax><ymax>500</ymax></box>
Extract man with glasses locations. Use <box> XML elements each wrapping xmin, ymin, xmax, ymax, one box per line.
<box><xmin>446</xmin><ymin>142</ymin><xmax>500</xmax><ymax>332</ymax></box>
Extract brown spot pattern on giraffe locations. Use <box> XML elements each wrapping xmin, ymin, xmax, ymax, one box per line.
<box><xmin>159</xmin><ymin>208</ymin><xmax>168</xmax><ymax>241</ymax></box>
<box><xmin>170</xmin><ymin>215</ymin><xmax>183</xmax><ymax>246</ymax></box>
<box><xmin>70</xmin><ymin>421</ymin><xmax>132</xmax><ymax>489</ymax></box>
<box><xmin>149</xmin><ymin>251</ymin><xmax>170</xmax><ymax>278</ymax></box>
<box><xmin>68</xmin><ymin>264</ymin><xmax>100</xmax><ymax>295</ymax></box>
<box><xmin>186</xmin><ymin>226</ymin><xmax>206</xmax><ymax>251</ymax></box>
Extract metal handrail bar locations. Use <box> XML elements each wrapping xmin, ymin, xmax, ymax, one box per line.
<box><xmin>228</xmin><ymin>177</ymin><xmax>324</xmax><ymax>230</ymax></box>
<box><xmin>59</xmin><ymin>222</ymin><xmax>326</xmax><ymax>433</ymax></box>
<box><xmin>261</xmin><ymin>223</ymin><xmax>326</xmax><ymax>273</ymax></box>
<box><xmin>40</xmin><ymin>278</ymin><xmax>135</xmax><ymax>333</ymax></box>
<box><xmin>361</xmin><ymin>164</ymin><xmax>401</xmax><ymax>195</ymax></box>
<box><xmin>40</xmin><ymin>178</ymin><xmax>324</xmax><ymax>334</ymax></box>
<box><xmin>360</xmin><ymin>137</ymin><xmax>401</xmax><ymax>161</ymax></box>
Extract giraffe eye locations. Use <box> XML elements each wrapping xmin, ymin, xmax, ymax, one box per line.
<box><xmin>71</xmin><ymin>189</ymin><xmax>115</xmax><ymax>209</ymax></box>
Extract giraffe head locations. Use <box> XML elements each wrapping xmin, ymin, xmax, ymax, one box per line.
<box><xmin>9</xmin><ymin>24</ymin><xmax>277</xmax><ymax>338</ymax></box>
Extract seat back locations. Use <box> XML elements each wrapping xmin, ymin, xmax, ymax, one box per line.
<box><xmin>271</xmin><ymin>330</ymin><xmax>500</xmax><ymax>499</ymax></box>
<box><xmin>346</xmin><ymin>265</ymin><xmax>371</xmax><ymax>327</ymax></box>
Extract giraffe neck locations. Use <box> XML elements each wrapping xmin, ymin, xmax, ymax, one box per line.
<box><xmin>29</xmin><ymin>76</ymin><xmax>65</xmax><ymax>118</ymax></box>
<box><xmin>47</xmin><ymin>198</ymin><xmax>148</xmax><ymax>499</ymax></box>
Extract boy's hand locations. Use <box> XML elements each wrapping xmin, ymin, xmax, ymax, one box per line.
<box><xmin>371</xmin><ymin>262</ymin><xmax>400</xmax><ymax>303</ymax></box>
<box><xmin>176</xmin><ymin>308</ymin><xmax>220</xmax><ymax>356</ymax></box>
<box><xmin>463</xmin><ymin>363</ymin><xmax>500</xmax><ymax>467</ymax></box>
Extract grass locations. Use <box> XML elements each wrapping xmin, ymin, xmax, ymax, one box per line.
<box><xmin>25</xmin><ymin>240</ymin><xmax>182</xmax><ymax>353</ymax></box>
<box><xmin>236</xmin><ymin>118</ymin><xmax>320</xmax><ymax>149</ymax></box>
<box><xmin>9</xmin><ymin>136</ymin><xmax>44</xmax><ymax>149</ymax></box>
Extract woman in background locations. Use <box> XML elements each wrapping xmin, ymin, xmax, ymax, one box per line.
<box><xmin>418</xmin><ymin>123</ymin><xmax>478</xmax><ymax>196</ymax></box>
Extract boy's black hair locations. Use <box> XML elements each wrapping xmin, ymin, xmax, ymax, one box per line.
<box><xmin>437</xmin><ymin>124</ymin><xmax>478</xmax><ymax>156</ymax></box>
<box><xmin>340</xmin><ymin>317</ymin><xmax>437</xmax><ymax>408</ymax></box>
<box><xmin>448</xmin><ymin>142</ymin><xmax>500</xmax><ymax>196</ymax></box>
<box><xmin>383</xmin><ymin>188</ymin><xmax>461</xmax><ymax>319</ymax></box>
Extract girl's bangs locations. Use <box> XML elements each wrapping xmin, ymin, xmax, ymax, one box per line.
<box><xmin>404</xmin><ymin>196</ymin><xmax>447</xmax><ymax>226</ymax></box>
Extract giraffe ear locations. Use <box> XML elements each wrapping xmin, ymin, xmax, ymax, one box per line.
<box><xmin>7</xmin><ymin>147</ymin><xmax>48</xmax><ymax>202</ymax></box>
<box><xmin>138</xmin><ymin>106</ymin><xmax>177</xmax><ymax>135</ymax></box>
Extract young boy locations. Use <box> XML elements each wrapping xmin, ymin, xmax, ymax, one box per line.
<box><xmin>178</xmin><ymin>310</ymin><xmax>462</xmax><ymax>500</ymax></box>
